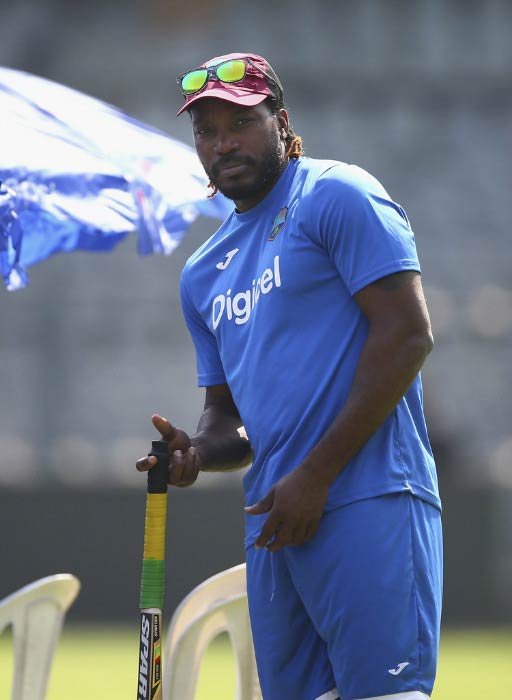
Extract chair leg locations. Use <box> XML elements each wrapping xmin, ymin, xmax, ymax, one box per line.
<box><xmin>0</xmin><ymin>574</ymin><xmax>80</xmax><ymax>700</ymax></box>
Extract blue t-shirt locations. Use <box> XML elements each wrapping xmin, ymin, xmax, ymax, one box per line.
<box><xmin>180</xmin><ymin>157</ymin><xmax>440</xmax><ymax>547</ymax></box>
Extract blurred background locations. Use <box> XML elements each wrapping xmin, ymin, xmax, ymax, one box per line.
<box><xmin>0</xmin><ymin>0</ymin><xmax>511</xmax><ymax>636</ymax></box>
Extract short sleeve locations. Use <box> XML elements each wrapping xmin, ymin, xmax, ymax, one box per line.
<box><xmin>308</xmin><ymin>164</ymin><xmax>420</xmax><ymax>295</ymax></box>
<box><xmin>180</xmin><ymin>269</ymin><xmax>226</xmax><ymax>387</ymax></box>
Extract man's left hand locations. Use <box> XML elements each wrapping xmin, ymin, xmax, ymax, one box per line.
<box><xmin>244</xmin><ymin>463</ymin><xmax>330</xmax><ymax>551</ymax></box>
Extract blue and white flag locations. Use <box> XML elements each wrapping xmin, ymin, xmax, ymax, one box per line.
<box><xmin>0</xmin><ymin>67</ymin><xmax>232</xmax><ymax>290</ymax></box>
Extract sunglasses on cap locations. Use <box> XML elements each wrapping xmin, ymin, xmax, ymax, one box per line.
<box><xmin>177</xmin><ymin>57</ymin><xmax>282</xmax><ymax>98</ymax></box>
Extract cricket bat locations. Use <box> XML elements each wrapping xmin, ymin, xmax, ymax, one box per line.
<box><xmin>137</xmin><ymin>440</ymin><xmax>169</xmax><ymax>700</ymax></box>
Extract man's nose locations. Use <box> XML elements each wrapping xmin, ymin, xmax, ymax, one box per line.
<box><xmin>214</xmin><ymin>129</ymin><xmax>239</xmax><ymax>155</ymax></box>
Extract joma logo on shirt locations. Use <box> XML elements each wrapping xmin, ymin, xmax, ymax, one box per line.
<box><xmin>212</xmin><ymin>255</ymin><xmax>281</xmax><ymax>330</ymax></box>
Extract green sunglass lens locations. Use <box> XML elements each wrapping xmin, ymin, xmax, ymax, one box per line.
<box><xmin>182</xmin><ymin>69</ymin><xmax>208</xmax><ymax>94</ymax></box>
<box><xmin>216</xmin><ymin>59</ymin><xmax>246</xmax><ymax>83</ymax></box>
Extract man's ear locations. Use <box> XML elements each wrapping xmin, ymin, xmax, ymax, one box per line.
<box><xmin>277</xmin><ymin>108</ymin><xmax>289</xmax><ymax>135</ymax></box>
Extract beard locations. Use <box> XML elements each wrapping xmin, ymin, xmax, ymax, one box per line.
<box><xmin>203</xmin><ymin>129</ymin><xmax>285</xmax><ymax>202</ymax></box>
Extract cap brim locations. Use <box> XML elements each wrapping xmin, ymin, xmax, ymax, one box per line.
<box><xmin>176</xmin><ymin>88</ymin><xmax>268</xmax><ymax>116</ymax></box>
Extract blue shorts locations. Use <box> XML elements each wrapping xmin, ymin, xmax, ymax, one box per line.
<box><xmin>246</xmin><ymin>493</ymin><xmax>443</xmax><ymax>700</ymax></box>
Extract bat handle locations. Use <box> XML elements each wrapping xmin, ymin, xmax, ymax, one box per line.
<box><xmin>139</xmin><ymin>441</ymin><xmax>169</xmax><ymax>612</ymax></box>
<box><xmin>147</xmin><ymin>440</ymin><xmax>169</xmax><ymax>495</ymax></box>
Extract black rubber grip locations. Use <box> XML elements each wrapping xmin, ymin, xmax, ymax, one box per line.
<box><xmin>147</xmin><ymin>440</ymin><xmax>170</xmax><ymax>493</ymax></box>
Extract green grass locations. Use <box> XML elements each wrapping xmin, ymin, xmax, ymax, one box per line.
<box><xmin>1</xmin><ymin>625</ymin><xmax>511</xmax><ymax>699</ymax></box>
<box><xmin>435</xmin><ymin>628</ymin><xmax>512</xmax><ymax>699</ymax></box>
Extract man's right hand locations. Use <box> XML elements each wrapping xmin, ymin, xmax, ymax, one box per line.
<box><xmin>135</xmin><ymin>414</ymin><xmax>201</xmax><ymax>487</ymax></box>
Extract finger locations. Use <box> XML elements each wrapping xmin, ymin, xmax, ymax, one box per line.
<box><xmin>169</xmin><ymin>449</ymin><xmax>185</xmax><ymax>485</ymax></box>
<box><xmin>169</xmin><ymin>448</ymin><xmax>200</xmax><ymax>487</ymax></box>
<box><xmin>294</xmin><ymin>522</ymin><xmax>317</xmax><ymax>546</ymax></box>
<box><xmin>254</xmin><ymin>511</ymin><xmax>281</xmax><ymax>549</ymax></box>
<box><xmin>152</xmin><ymin>415</ymin><xmax>191</xmax><ymax>453</ymax></box>
<box><xmin>174</xmin><ymin>447</ymin><xmax>200</xmax><ymax>488</ymax></box>
<box><xmin>135</xmin><ymin>455</ymin><xmax>157</xmax><ymax>472</ymax></box>
<box><xmin>266</xmin><ymin>524</ymin><xmax>294</xmax><ymax>552</ymax></box>
<box><xmin>151</xmin><ymin>414</ymin><xmax>177</xmax><ymax>442</ymax></box>
<box><xmin>244</xmin><ymin>491</ymin><xmax>274</xmax><ymax>515</ymax></box>
<box><xmin>302</xmin><ymin>521</ymin><xmax>319</xmax><ymax>543</ymax></box>
<box><xmin>288</xmin><ymin>525</ymin><xmax>307</xmax><ymax>547</ymax></box>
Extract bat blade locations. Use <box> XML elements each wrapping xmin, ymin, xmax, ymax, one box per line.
<box><xmin>138</xmin><ymin>610</ymin><xmax>163</xmax><ymax>700</ymax></box>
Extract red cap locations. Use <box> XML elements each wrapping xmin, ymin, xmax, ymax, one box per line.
<box><xmin>176</xmin><ymin>52</ymin><xmax>284</xmax><ymax>116</ymax></box>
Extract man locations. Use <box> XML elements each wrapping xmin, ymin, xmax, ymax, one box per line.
<box><xmin>137</xmin><ymin>52</ymin><xmax>442</xmax><ymax>700</ymax></box>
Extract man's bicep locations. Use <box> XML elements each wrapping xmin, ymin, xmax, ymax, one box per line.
<box><xmin>181</xmin><ymin>272</ymin><xmax>226</xmax><ymax>386</ymax></box>
<box><xmin>354</xmin><ymin>271</ymin><xmax>432</xmax><ymax>334</ymax></box>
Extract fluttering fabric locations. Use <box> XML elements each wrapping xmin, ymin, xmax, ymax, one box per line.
<box><xmin>0</xmin><ymin>67</ymin><xmax>231</xmax><ymax>290</ymax></box>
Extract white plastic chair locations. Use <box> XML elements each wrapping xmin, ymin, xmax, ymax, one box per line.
<box><xmin>0</xmin><ymin>573</ymin><xmax>81</xmax><ymax>700</ymax></box>
<box><xmin>163</xmin><ymin>563</ymin><xmax>261</xmax><ymax>700</ymax></box>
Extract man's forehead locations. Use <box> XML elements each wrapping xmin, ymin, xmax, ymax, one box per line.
<box><xmin>189</xmin><ymin>98</ymin><xmax>268</xmax><ymax>120</ymax></box>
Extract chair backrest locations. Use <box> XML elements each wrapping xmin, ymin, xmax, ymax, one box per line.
<box><xmin>0</xmin><ymin>573</ymin><xmax>80</xmax><ymax>700</ymax></box>
<box><xmin>163</xmin><ymin>563</ymin><xmax>261</xmax><ymax>700</ymax></box>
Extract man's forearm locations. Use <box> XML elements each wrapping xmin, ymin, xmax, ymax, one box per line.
<box><xmin>190</xmin><ymin>405</ymin><xmax>253</xmax><ymax>472</ymax></box>
<box><xmin>304</xmin><ymin>326</ymin><xmax>433</xmax><ymax>486</ymax></box>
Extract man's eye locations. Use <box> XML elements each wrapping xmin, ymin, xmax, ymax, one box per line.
<box><xmin>195</xmin><ymin>128</ymin><xmax>213</xmax><ymax>136</ymax></box>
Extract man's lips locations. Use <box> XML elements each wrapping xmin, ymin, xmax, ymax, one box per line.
<box><xmin>219</xmin><ymin>163</ymin><xmax>249</xmax><ymax>176</ymax></box>
<box><xmin>213</xmin><ymin>158</ymin><xmax>252</xmax><ymax>177</ymax></box>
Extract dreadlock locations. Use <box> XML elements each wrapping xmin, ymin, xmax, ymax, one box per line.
<box><xmin>269</xmin><ymin>97</ymin><xmax>304</xmax><ymax>159</ymax></box>
<box><xmin>206</xmin><ymin>98</ymin><xmax>304</xmax><ymax>198</ymax></box>
<box><xmin>285</xmin><ymin>134</ymin><xmax>304</xmax><ymax>159</ymax></box>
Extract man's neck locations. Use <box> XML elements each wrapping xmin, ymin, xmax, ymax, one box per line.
<box><xmin>234</xmin><ymin>157</ymin><xmax>290</xmax><ymax>214</ymax></box>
